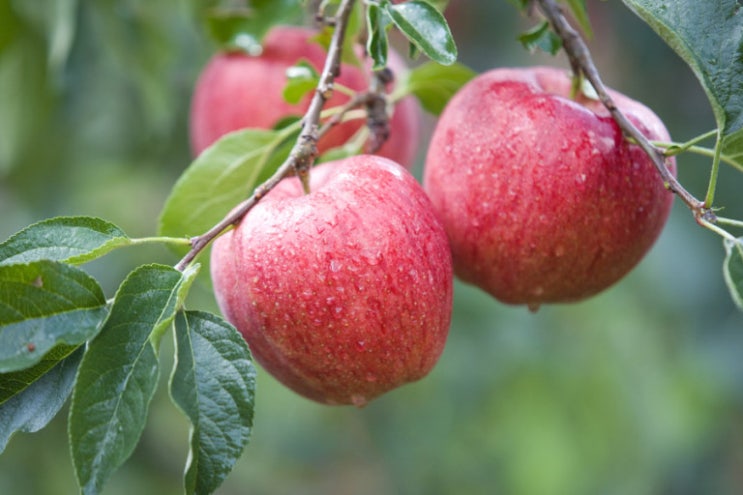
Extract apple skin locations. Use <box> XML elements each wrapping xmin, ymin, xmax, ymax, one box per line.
<box><xmin>190</xmin><ymin>26</ymin><xmax>421</xmax><ymax>168</ymax></box>
<box><xmin>423</xmin><ymin>66</ymin><xmax>676</xmax><ymax>307</ymax></box>
<box><xmin>210</xmin><ymin>155</ymin><xmax>453</xmax><ymax>406</ymax></box>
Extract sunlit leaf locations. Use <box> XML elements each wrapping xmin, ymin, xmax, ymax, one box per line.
<box><xmin>68</xmin><ymin>264</ymin><xmax>197</xmax><ymax>495</ymax></box>
<box><xmin>403</xmin><ymin>61</ymin><xmax>476</xmax><ymax>115</ymax></box>
<box><xmin>0</xmin><ymin>260</ymin><xmax>107</xmax><ymax>373</ymax></box>
<box><xmin>0</xmin><ymin>216</ymin><xmax>130</xmax><ymax>266</ymax></box>
<box><xmin>170</xmin><ymin>311</ymin><xmax>256</xmax><ymax>495</ymax></box>
<box><xmin>385</xmin><ymin>0</ymin><xmax>457</xmax><ymax>65</ymax></box>
<box><xmin>282</xmin><ymin>60</ymin><xmax>319</xmax><ymax>105</ymax></box>
<box><xmin>158</xmin><ymin>129</ymin><xmax>291</xmax><ymax>255</ymax></box>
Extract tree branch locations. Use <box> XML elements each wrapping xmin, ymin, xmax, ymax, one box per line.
<box><xmin>535</xmin><ymin>0</ymin><xmax>715</xmax><ymax>223</ymax></box>
<box><xmin>174</xmin><ymin>0</ymin><xmax>358</xmax><ymax>272</ymax></box>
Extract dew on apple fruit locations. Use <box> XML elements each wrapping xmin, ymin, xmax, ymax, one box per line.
<box><xmin>330</xmin><ymin>259</ymin><xmax>342</xmax><ymax>272</ymax></box>
<box><xmin>365</xmin><ymin>372</ymin><xmax>378</xmax><ymax>383</ymax></box>
<box><xmin>351</xmin><ymin>394</ymin><xmax>368</xmax><ymax>408</ymax></box>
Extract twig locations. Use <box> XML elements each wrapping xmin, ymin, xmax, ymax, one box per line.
<box><xmin>535</xmin><ymin>0</ymin><xmax>715</xmax><ymax>223</ymax></box>
<box><xmin>174</xmin><ymin>0</ymin><xmax>358</xmax><ymax>272</ymax></box>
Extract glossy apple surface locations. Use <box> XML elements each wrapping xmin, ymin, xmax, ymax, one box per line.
<box><xmin>190</xmin><ymin>26</ymin><xmax>421</xmax><ymax>168</ymax></box>
<box><xmin>423</xmin><ymin>66</ymin><xmax>676</xmax><ymax>308</ymax></box>
<box><xmin>211</xmin><ymin>155</ymin><xmax>453</xmax><ymax>406</ymax></box>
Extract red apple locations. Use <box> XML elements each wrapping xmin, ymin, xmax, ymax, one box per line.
<box><xmin>210</xmin><ymin>155</ymin><xmax>453</xmax><ymax>406</ymax></box>
<box><xmin>423</xmin><ymin>66</ymin><xmax>676</xmax><ymax>308</ymax></box>
<box><xmin>190</xmin><ymin>25</ymin><xmax>421</xmax><ymax>168</ymax></box>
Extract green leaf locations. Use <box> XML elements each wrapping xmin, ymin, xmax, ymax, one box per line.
<box><xmin>566</xmin><ymin>0</ymin><xmax>593</xmax><ymax>38</ymax></box>
<box><xmin>403</xmin><ymin>61</ymin><xmax>476</xmax><ymax>115</ymax></box>
<box><xmin>0</xmin><ymin>216</ymin><xmax>130</xmax><ymax>266</ymax></box>
<box><xmin>366</xmin><ymin>3</ymin><xmax>390</xmax><ymax>70</ymax></box>
<box><xmin>282</xmin><ymin>60</ymin><xmax>319</xmax><ymax>105</ymax></box>
<box><xmin>158</xmin><ymin>129</ymin><xmax>291</xmax><ymax>254</ymax></box>
<box><xmin>0</xmin><ymin>343</ymin><xmax>79</xmax><ymax>404</ymax></box>
<box><xmin>170</xmin><ymin>311</ymin><xmax>256</xmax><ymax>495</ymax></box>
<box><xmin>206</xmin><ymin>0</ymin><xmax>303</xmax><ymax>54</ymax></box>
<box><xmin>518</xmin><ymin>20</ymin><xmax>562</xmax><ymax>55</ymax></box>
<box><xmin>621</xmin><ymin>0</ymin><xmax>743</xmax><ymax>151</ymax></box>
<box><xmin>385</xmin><ymin>0</ymin><xmax>457</xmax><ymax>66</ymax></box>
<box><xmin>68</xmin><ymin>264</ymin><xmax>196</xmax><ymax>495</ymax></box>
<box><xmin>0</xmin><ymin>346</ymin><xmax>83</xmax><ymax>453</ymax></box>
<box><xmin>723</xmin><ymin>238</ymin><xmax>743</xmax><ymax>311</ymax></box>
<box><xmin>0</xmin><ymin>260</ymin><xmax>108</xmax><ymax>373</ymax></box>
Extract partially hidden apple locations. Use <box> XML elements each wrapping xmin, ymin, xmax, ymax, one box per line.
<box><xmin>423</xmin><ymin>66</ymin><xmax>676</xmax><ymax>309</ymax></box>
<box><xmin>210</xmin><ymin>155</ymin><xmax>453</xmax><ymax>406</ymax></box>
<box><xmin>190</xmin><ymin>25</ymin><xmax>421</xmax><ymax>168</ymax></box>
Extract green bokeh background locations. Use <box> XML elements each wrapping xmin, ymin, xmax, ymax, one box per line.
<box><xmin>2</xmin><ymin>1</ymin><xmax>743</xmax><ymax>494</ymax></box>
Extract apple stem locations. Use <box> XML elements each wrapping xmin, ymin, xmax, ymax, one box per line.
<box><xmin>174</xmin><ymin>0</ymin><xmax>359</xmax><ymax>272</ymax></box>
<box><xmin>535</xmin><ymin>0</ymin><xmax>716</xmax><ymax>224</ymax></box>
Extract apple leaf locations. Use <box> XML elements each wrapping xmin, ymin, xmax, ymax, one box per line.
<box><xmin>403</xmin><ymin>61</ymin><xmax>476</xmax><ymax>115</ymax></box>
<box><xmin>565</xmin><ymin>0</ymin><xmax>593</xmax><ymax>38</ymax></box>
<box><xmin>366</xmin><ymin>3</ymin><xmax>390</xmax><ymax>70</ymax></box>
<box><xmin>170</xmin><ymin>311</ymin><xmax>256</xmax><ymax>495</ymax></box>
<box><xmin>0</xmin><ymin>346</ymin><xmax>83</xmax><ymax>453</ymax></box>
<box><xmin>385</xmin><ymin>0</ymin><xmax>457</xmax><ymax>66</ymax></box>
<box><xmin>69</xmin><ymin>264</ymin><xmax>197</xmax><ymax>495</ymax></box>
<box><xmin>206</xmin><ymin>0</ymin><xmax>303</xmax><ymax>54</ymax></box>
<box><xmin>0</xmin><ymin>216</ymin><xmax>131</xmax><ymax>267</ymax></box>
<box><xmin>0</xmin><ymin>343</ymin><xmax>79</xmax><ymax>405</ymax></box>
<box><xmin>282</xmin><ymin>60</ymin><xmax>319</xmax><ymax>105</ymax></box>
<box><xmin>621</xmin><ymin>0</ymin><xmax>743</xmax><ymax>153</ymax></box>
<box><xmin>158</xmin><ymin>129</ymin><xmax>291</xmax><ymax>254</ymax></box>
<box><xmin>723</xmin><ymin>238</ymin><xmax>743</xmax><ymax>311</ymax></box>
<box><xmin>517</xmin><ymin>20</ymin><xmax>562</xmax><ymax>55</ymax></box>
<box><xmin>0</xmin><ymin>260</ymin><xmax>108</xmax><ymax>373</ymax></box>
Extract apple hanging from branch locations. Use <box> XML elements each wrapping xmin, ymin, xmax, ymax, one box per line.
<box><xmin>210</xmin><ymin>155</ymin><xmax>453</xmax><ymax>406</ymax></box>
<box><xmin>423</xmin><ymin>66</ymin><xmax>676</xmax><ymax>309</ymax></box>
<box><xmin>190</xmin><ymin>25</ymin><xmax>422</xmax><ymax>168</ymax></box>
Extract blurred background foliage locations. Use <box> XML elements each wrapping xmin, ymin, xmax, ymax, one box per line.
<box><xmin>2</xmin><ymin>0</ymin><xmax>743</xmax><ymax>494</ymax></box>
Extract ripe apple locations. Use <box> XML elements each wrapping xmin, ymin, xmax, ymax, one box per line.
<box><xmin>423</xmin><ymin>66</ymin><xmax>676</xmax><ymax>308</ymax></box>
<box><xmin>210</xmin><ymin>155</ymin><xmax>453</xmax><ymax>406</ymax></box>
<box><xmin>190</xmin><ymin>25</ymin><xmax>421</xmax><ymax>168</ymax></box>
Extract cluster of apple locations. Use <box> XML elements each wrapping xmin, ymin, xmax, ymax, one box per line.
<box><xmin>193</xmin><ymin>26</ymin><xmax>675</xmax><ymax>406</ymax></box>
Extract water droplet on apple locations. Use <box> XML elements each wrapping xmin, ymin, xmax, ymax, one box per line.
<box><xmin>366</xmin><ymin>252</ymin><xmax>383</xmax><ymax>266</ymax></box>
<box><xmin>351</xmin><ymin>394</ymin><xmax>368</xmax><ymax>408</ymax></box>
<box><xmin>365</xmin><ymin>373</ymin><xmax>377</xmax><ymax>383</ymax></box>
<box><xmin>330</xmin><ymin>259</ymin><xmax>342</xmax><ymax>272</ymax></box>
<box><xmin>356</xmin><ymin>340</ymin><xmax>366</xmax><ymax>350</ymax></box>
